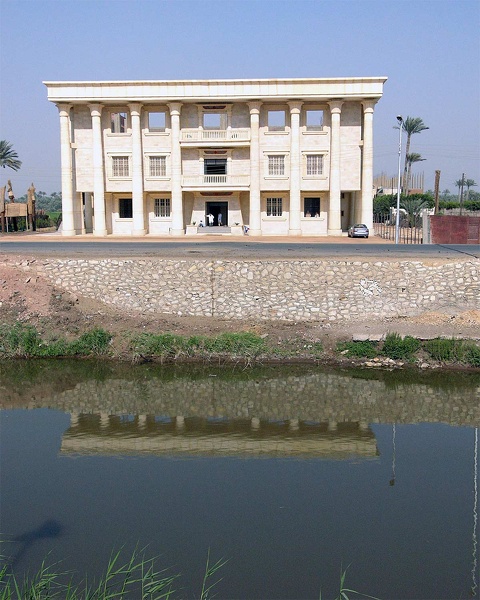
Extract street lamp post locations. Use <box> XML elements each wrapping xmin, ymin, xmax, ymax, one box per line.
<box><xmin>395</xmin><ymin>116</ymin><xmax>403</xmax><ymax>244</ymax></box>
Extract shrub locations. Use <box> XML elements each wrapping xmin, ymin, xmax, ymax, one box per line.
<box><xmin>464</xmin><ymin>343</ymin><xmax>480</xmax><ymax>367</ymax></box>
<box><xmin>422</xmin><ymin>338</ymin><xmax>465</xmax><ymax>363</ymax></box>
<box><xmin>68</xmin><ymin>328</ymin><xmax>112</xmax><ymax>355</ymax></box>
<box><xmin>336</xmin><ymin>340</ymin><xmax>379</xmax><ymax>358</ymax></box>
<box><xmin>0</xmin><ymin>323</ymin><xmax>42</xmax><ymax>357</ymax></box>
<box><xmin>382</xmin><ymin>333</ymin><xmax>420</xmax><ymax>360</ymax></box>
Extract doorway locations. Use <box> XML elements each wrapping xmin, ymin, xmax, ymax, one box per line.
<box><xmin>206</xmin><ymin>201</ymin><xmax>228</xmax><ymax>227</ymax></box>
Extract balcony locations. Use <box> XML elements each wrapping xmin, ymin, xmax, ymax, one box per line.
<box><xmin>182</xmin><ymin>174</ymin><xmax>250</xmax><ymax>190</ymax></box>
<box><xmin>180</xmin><ymin>128</ymin><xmax>250</xmax><ymax>145</ymax></box>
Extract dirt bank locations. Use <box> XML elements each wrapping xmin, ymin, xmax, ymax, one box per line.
<box><xmin>1</xmin><ymin>256</ymin><xmax>479</xmax><ymax>363</ymax></box>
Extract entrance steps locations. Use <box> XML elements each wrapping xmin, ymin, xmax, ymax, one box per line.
<box><xmin>197</xmin><ymin>226</ymin><xmax>232</xmax><ymax>235</ymax></box>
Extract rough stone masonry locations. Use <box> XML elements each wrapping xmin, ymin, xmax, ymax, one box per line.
<box><xmin>23</xmin><ymin>256</ymin><xmax>479</xmax><ymax>322</ymax></box>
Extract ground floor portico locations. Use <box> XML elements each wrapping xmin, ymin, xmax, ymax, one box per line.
<box><xmin>77</xmin><ymin>189</ymin><xmax>361</xmax><ymax>237</ymax></box>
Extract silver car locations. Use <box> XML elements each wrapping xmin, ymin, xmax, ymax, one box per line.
<box><xmin>348</xmin><ymin>223</ymin><xmax>369</xmax><ymax>238</ymax></box>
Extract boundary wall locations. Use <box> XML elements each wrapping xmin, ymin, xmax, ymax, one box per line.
<box><xmin>16</xmin><ymin>256</ymin><xmax>479</xmax><ymax>322</ymax></box>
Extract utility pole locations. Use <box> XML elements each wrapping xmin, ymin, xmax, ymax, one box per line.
<box><xmin>434</xmin><ymin>170</ymin><xmax>441</xmax><ymax>215</ymax></box>
<box><xmin>460</xmin><ymin>172</ymin><xmax>465</xmax><ymax>215</ymax></box>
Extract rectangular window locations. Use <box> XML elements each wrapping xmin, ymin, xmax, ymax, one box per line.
<box><xmin>154</xmin><ymin>198</ymin><xmax>170</xmax><ymax>218</ymax></box>
<box><xmin>111</xmin><ymin>112</ymin><xmax>127</xmax><ymax>133</ymax></box>
<box><xmin>304</xmin><ymin>197</ymin><xmax>320</xmax><ymax>217</ymax></box>
<box><xmin>268</xmin><ymin>155</ymin><xmax>285</xmax><ymax>176</ymax></box>
<box><xmin>148</xmin><ymin>111</ymin><xmax>166</xmax><ymax>131</ymax></box>
<box><xmin>306</xmin><ymin>154</ymin><xmax>324</xmax><ymax>176</ymax></box>
<box><xmin>266</xmin><ymin>197</ymin><xmax>283</xmax><ymax>216</ymax></box>
<box><xmin>149</xmin><ymin>156</ymin><xmax>166</xmax><ymax>177</ymax></box>
<box><xmin>305</xmin><ymin>110</ymin><xmax>324</xmax><ymax>131</ymax></box>
<box><xmin>119</xmin><ymin>198</ymin><xmax>132</xmax><ymax>219</ymax></box>
<box><xmin>268</xmin><ymin>110</ymin><xmax>286</xmax><ymax>131</ymax></box>
<box><xmin>112</xmin><ymin>156</ymin><xmax>130</xmax><ymax>177</ymax></box>
<box><xmin>203</xmin><ymin>113</ymin><xmax>222</xmax><ymax>129</ymax></box>
<box><xmin>204</xmin><ymin>158</ymin><xmax>227</xmax><ymax>175</ymax></box>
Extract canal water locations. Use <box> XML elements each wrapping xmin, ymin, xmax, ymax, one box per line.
<box><xmin>1</xmin><ymin>361</ymin><xmax>479</xmax><ymax>599</ymax></box>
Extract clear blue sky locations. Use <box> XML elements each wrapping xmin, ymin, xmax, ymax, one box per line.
<box><xmin>1</xmin><ymin>0</ymin><xmax>479</xmax><ymax>196</ymax></box>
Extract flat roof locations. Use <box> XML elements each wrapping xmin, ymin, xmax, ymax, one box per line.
<box><xmin>44</xmin><ymin>76</ymin><xmax>388</xmax><ymax>104</ymax></box>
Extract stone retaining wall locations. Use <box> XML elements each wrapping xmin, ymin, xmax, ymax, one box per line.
<box><xmin>20</xmin><ymin>256</ymin><xmax>480</xmax><ymax>322</ymax></box>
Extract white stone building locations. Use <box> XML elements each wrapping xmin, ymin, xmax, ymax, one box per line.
<box><xmin>44</xmin><ymin>77</ymin><xmax>387</xmax><ymax>237</ymax></box>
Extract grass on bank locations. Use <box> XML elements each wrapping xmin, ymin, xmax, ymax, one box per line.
<box><xmin>0</xmin><ymin>547</ymin><xmax>227</xmax><ymax>600</ymax></box>
<box><xmin>0</xmin><ymin>322</ymin><xmax>479</xmax><ymax>367</ymax></box>
<box><xmin>0</xmin><ymin>547</ymin><xmax>378</xmax><ymax>600</ymax></box>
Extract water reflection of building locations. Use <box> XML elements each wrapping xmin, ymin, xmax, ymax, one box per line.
<box><xmin>60</xmin><ymin>413</ymin><xmax>378</xmax><ymax>459</ymax></box>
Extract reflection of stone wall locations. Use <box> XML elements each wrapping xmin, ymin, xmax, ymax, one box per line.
<box><xmin>10</xmin><ymin>371</ymin><xmax>479</xmax><ymax>426</ymax></box>
<box><xmin>19</xmin><ymin>256</ymin><xmax>479</xmax><ymax>322</ymax></box>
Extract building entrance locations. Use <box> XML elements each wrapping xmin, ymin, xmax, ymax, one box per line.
<box><xmin>206</xmin><ymin>201</ymin><xmax>228</xmax><ymax>227</ymax></box>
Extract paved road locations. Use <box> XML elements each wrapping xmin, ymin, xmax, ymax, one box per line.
<box><xmin>0</xmin><ymin>238</ymin><xmax>479</xmax><ymax>259</ymax></box>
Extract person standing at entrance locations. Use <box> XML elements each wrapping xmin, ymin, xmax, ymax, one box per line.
<box><xmin>218</xmin><ymin>212</ymin><xmax>222</xmax><ymax>226</ymax></box>
<box><xmin>207</xmin><ymin>213</ymin><xmax>214</xmax><ymax>226</ymax></box>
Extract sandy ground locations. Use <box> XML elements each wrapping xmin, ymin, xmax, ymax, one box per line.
<box><xmin>1</xmin><ymin>254</ymin><xmax>479</xmax><ymax>361</ymax></box>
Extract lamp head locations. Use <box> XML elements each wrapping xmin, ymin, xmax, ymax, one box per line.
<box><xmin>397</xmin><ymin>115</ymin><xmax>403</xmax><ymax>123</ymax></box>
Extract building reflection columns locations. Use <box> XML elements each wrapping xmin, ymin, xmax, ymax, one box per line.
<box><xmin>168</xmin><ymin>102</ymin><xmax>185</xmax><ymax>236</ymax></box>
<box><xmin>88</xmin><ymin>103</ymin><xmax>107</xmax><ymax>236</ymax></box>
<box><xmin>328</xmin><ymin>100</ymin><xmax>343</xmax><ymax>236</ymax></box>
<box><xmin>248</xmin><ymin>101</ymin><xmax>262</xmax><ymax>236</ymax></box>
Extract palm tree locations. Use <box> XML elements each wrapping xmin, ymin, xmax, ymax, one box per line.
<box><xmin>464</xmin><ymin>178</ymin><xmax>477</xmax><ymax>201</ymax></box>
<box><xmin>399</xmin><ymin>117</ymin><xmax>429</xmax><ymax>192</ymax></box>
<box><xmin>400</xmin><ymin>196</ymin><xmax>431</xmax><ymax>228</ymax></box>
<box><xmin>405</xmin><ymin>152</ymin><xmax>426</xmax><ymax>194</ymax></box>
<box><xmin>0</xmin><ymin>140</ymin><xmax>22</xmax><ymax>171</ymax></box>
<box><xmin>454</xmin><ymin>178</ymin><xmax>464</xmax><ymax>203</ymax></box>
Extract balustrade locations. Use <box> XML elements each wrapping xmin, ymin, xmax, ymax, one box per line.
<box><xmin>181</xmin><ymin>129</ymin><xmax>250</xmax><ymax>143</ymax></box>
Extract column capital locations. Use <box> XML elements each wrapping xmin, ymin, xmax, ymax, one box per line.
<box><xmin>288</xmin><ymin>100</ymin><xmax>303</xmax><ymax>114</ymax></box>
<box><xmin>56</xmin><ymin>103</ymin><xmax>72</xmax><ymax>117</ymax></box>
<box><xmin>361</xmin><ymin>99</ymin><xmax>377</xmax><ymax>113</ymax></box>
<box><xmin>167</xmin><ymin>102</ymin><xmax>182</xmax><ymax>115</ymax></box>
<box><xmin>328</xmin><ymin>99</ymin><xmax>344</xmax><ymax>114</ymax></box>
<box><xmin>248</xmin><ymin>101</ymin><xmax>262</xmax><ymax>114</ymax></box>
<box><xmin>128</xmin><ymin>102</ymin><xmax>143</xmax><ymax>116</ymax></box>
<box><xmin>88</xmin><ymin>103</ymin><xmax>103</xmax><ymax>117</ymax></box>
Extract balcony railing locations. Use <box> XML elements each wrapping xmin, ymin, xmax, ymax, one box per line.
<box><xmin>182</xmin><ymin>174</ymin><xmax>250</xmax><ymax>187</ymax></box>
<box><xmin>180</xmin><ymin>129</ymin><xmax>250</xmax><ymax>143</ymax></box>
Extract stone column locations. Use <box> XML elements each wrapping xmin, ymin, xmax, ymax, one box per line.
<box><xmin>129</xmin><ymin>103</ymin><xmax>146</xmax><ymax>236</ymax></box>
<box><xmin>288</xmin><ymin>101</ymin><xmax>303</xmax><ymax>235</ymax></box>
<box><xmin>89</xmin><ymin>104</ymin><xmax>107</xmax><ymax>236</ymax></box>
<box><xmin>328</xmin><ymin>100</ymin><xmax>344</xmax><ymax>236</ymax></box>
<box><xmin>360</xmin><ymin>100</ymin><xmax>376</xmax><ymax>230</ymax></box>
<box><xmin>57</xmin><ymin>104</ymin><xmax>76</xmax><ymax>236</ymax></box>
<box><xmin>168</xmin><ymin>103</ymin><xmax>184</xmax><ymax>236</ymax></box>
<box><xmin>248</xmin><ymin>101</ymin><xmax>262</xmax><ymax>235</ymax></box>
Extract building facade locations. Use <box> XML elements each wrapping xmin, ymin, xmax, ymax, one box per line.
<box><xmin>44</xmin><ymin>77</ymin><xmax>387</xmax><ymax>237</ymax></box>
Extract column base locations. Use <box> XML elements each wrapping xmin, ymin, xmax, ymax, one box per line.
<box><xmin>61</xmin><ymin>229</ymin><xmax>77</xmax><ymax>237</ymax></box>
<box><xmin>132</xmin><ymin>229</ymin><xmax>146</xmax><ymax>237</ymax></box>
<box><xmin>247</xmin><ymin>228</ymin><xmax>262</xmax><ymax>236</ymax></box>
<box><xmin>328</xmin><ymin>229</ymin><xmax>343</xmax><ymax>236</ymax></box>
<box><xmin>288</xmin><ymin>228</ymin><xmax>302</xmax><ymax>236</ymax></box>
<box><xmin>93</xmin><ymin>229</ymin><xmax>108</xmax><ymax>237</ymax></box>
<box><xmin>170</xmin><ymin>228</ymin><xmax>185</xmax><ymax>237</ymax></box>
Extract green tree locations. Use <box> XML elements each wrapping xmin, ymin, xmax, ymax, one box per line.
<box><xmin>400</xmin><ymin>195</ymin><xmax>433</xmax><ymax>228</ymax></box>
<box><xmin>454</xmin><ymin>178</ymin><xmax>464</xmax><ymax>203</ymax></box>
<box><xmin>398</xmin><ymin>117</ymin><xmax>429</xmax><ymax>192</ymax></box>
<box><xmin>405</xmin><ymin>152</ymin><xmax>426</xmax><ymax>194</ymax></box>
<box><xmin>0</xmin><ymin>140</ymin><xmax>22</xmax><ymax>171</ymax></box>
<box><xmin>464</xmin><ymin>178</ymin><xmax>477</xmax><ymax>201</ymax></box>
